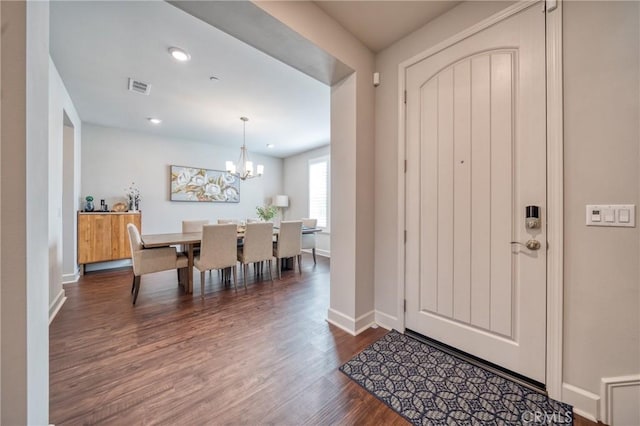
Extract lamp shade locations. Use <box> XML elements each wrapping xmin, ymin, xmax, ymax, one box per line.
<box><xmin>273</xmin><ymin>195</ymin><xmax>289</xmax><ymax>207</ymax></box>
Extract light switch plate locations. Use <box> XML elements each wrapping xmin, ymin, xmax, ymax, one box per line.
<box><xmin>586</xmin><ymin>204</ymin><xmax>635</xmax><ymax>227</ymax></box>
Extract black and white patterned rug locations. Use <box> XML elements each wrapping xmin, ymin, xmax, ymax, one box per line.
<box><xmin>340</xmin><ymin>330</ymin><xmax>572</xmax><ymax>425</ymax></box>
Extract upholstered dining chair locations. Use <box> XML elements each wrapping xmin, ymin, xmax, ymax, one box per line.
<box><xmin>217</xmin><ymin>219</ymin><xmax>237</xmax><ymax>224</ymax></box>
<box><xmin>301</xmin><ymin>218</ymin><xmax>318</xmax><ymax>264</ymax></box>
<box><xmin>127</xmin><ymin>223</ymin><xmax>188</xmax><ymax>305</ymax></box>
<box><xmin>181</xmin><ymin>219</ymin><xmax>209</xmax><ymax>254</ymax></box>
<box><xmin>273</xmin><ymin>220</ymin><xmax>303</xmax><ymax>279</ymax></box>
<box><xmin>216</xmin><ymin>219</ymin><xmax>240</xmax><ymax>255</ymax></box>
<box><xmin>182</xmin><ymin>219</ymin><xmax>209</xmax><ymax>233</ymax></box>
<box><xmin>194</xmin><ymin>224</ymin><xmax>238</xmax><ymax>297</ymax></box>
<box><xmin>237</xmin><ymin>222</ymin><xmax>274</xmax><ymax>289</ymax></box>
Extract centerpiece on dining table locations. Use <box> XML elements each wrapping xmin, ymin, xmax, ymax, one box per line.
<box><xmin>255</xmin><ymin>205</ymin><xmax>278</xmax><ymax>222</ymax></box>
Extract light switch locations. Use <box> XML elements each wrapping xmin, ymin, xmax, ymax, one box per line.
<box><xmin>586</xmin><ymin>204</ymin><xmax>635</xmax><ymax>227</ymax></box>
<box><xmin>619</xmin><ymin>209</ymin><xmax>630</xmax><ymax>223</ymax></box>
<box><xmin>604</xmin><ymin>209</ymin><xmax>615</xmax><ymax>222</ymax></box>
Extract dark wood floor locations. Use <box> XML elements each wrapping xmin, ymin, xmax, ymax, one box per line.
<box><xmin>50</xmin><ymin>255</ymin><xmax>405</xmax><ymax>425</ymax></box>
<box><xmin>50</xmin><ymin>255</ymin><xmax>600</xmax><ymax>425</ymax></box>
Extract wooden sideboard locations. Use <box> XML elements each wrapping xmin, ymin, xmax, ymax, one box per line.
<box><xmin>78</xmin><ymin>212</ymin><xmax>142</xmax><ymax>273</ymax></box>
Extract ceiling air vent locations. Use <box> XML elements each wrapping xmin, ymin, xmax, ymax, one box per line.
<box><xmin>128</xmin><ymin>78</ymin><xmax>151</xmax><ymax>95</ymax></box>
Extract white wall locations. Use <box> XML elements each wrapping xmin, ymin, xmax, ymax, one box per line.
<box><xmin>255</xmin><ymin>1</ymin><xmax>376</xmax><ymax>335</ymax></box>
<box><xmin>562</xmin><ymin>1</ymin><xmax>640</xmax><ymax>422</ymax></box>
<box><xmin>82</xmin><ymin>123</ymin><xmax>283</xmax><ymax>236</ymax></box>
<box><xmin>0</xmin><ymin>1</ymin><xmax>3</xmax><ymax>419</ymax></box>
<box><xmin>26</xmin><ymin>2</ymin><xmax>50</xmax><ymax>422</ymax></box>
<box><xmin>283</xmin><ymin>144</ymin><xmax>330</xmax><ymax>256</ymax></box>
<box><xmin>373</xmin><ymin>1</ymin><xmax>512</xmax><ymax>330</ymax></box>
<box><xmin>1</xmin><ymin>0</ymin><xmax>50</xmax><ymax>423</ymax></box>
<box><xmin>49</xmin><ymin>58</ymin><xmax>81</xmax><ymax>316</ymax></box>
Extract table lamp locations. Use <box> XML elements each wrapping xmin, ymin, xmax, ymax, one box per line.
<box><xmin>273</xmin><ymin>195</ymin><xmax>289</xmax><ymax>223</ymax></box>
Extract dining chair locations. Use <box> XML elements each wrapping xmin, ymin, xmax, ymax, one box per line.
<box><xmin>217</xmin><ymin>219</ymin><xmax>237</xmax><ymax>224</ymax></box>
<box><xmin>181</xmin><ymin>219</ymin><xmax>209</xmax><ymax>254</ymax></box>
<box><xmin>242</xmin><ymin>219</ymin><xmax>265</xmax><ymax>274</ymax></box>
<box><xmin>217</xmin><ymin>219</ymin><xmax>243</xmax><ymax>278</ymax></box>
<box><xmin>127</xmin><ymin>223</ymin><xmax>188</xmax><ymax>305</ymax></box>
<box><xmin>237</xmin><ymin>222</ymin><xmax>274</xmax><ymax>289</ymax></box>
<box><xmin>273</xmin><ymin>220</ymin><xmax>303</xmax><ymax>279</ymax></box>
<box><xmin>301</xmin><ymin>218</ymin><xmax>318</xmax><ymax>264</ymax></box>
<box><xmin>182</xmin><ymin>219</ymin><xmax>209</xmax><ymax>233</ymax></box>
<box><xmin>194</xmin><ymin>224</ymin><xmax>238</xmax><ymax>297</ymax></box>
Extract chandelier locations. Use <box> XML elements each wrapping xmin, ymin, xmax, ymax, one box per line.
<box><xmin>225</xmin><ymin>117</ymin><xmax>263</xmax><ymax>181</ymax></box>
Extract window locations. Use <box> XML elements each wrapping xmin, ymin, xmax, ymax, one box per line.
<box><xmin>309</xmin><ymin>156</ymin><xmax>330</xmax><ymax>229</ymax></box>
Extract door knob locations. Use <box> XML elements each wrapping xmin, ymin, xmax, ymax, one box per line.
<box><xmin>525</xmin><ymin>239</ymin><xmax>541</xmax><ymax>250</ymax></box>
<box><xmin>510</xmin><ymin>239</ymin><xmax>541</xmax><ymax>251</ymax></box>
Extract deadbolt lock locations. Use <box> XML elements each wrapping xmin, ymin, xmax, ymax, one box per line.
<box><xmin>525</xmin><ymin>205</ymin><xmax>541</xmax><ymax>229</ymax></box>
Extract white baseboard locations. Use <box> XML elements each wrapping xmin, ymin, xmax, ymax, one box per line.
<box><xmin>62</xmin><ymin>269</ymin><xmax>80</xmax><ymax>284</ymax></box>
<box><xmin>374</xmin><ymin>310</ymin><xmax>402</xmax><ymax>331</ymax></box>
<box><xmin>316</xmin><ymin>248</ymin><xmax>330</xmax><ymax>258</ymax></box>
<box><xmin>302</xmin><ymin>248</ymin><xmax>330</xmax><ymax>258</ymax></box>
<box><xmin>562</xmin><ymin>383</ymin><xmax>600</xmax><ymax>422</ymax></box>
<box><xmin>354</xmin><ymin>310</ymin><xmax>375</xmax><ymax>334</ymax></box>
<box><xmin>327</xmin><ymin>308</ymin><xmax>356</xmax><ymax>335</ymax></box>
<box><xmin>49</xmin><ymin>289</ymin><xmax>67</xmax><ymax>325</ymax></box>
<box><xmin>601</xmin><ymin>374</ymin><xmax>640</xmax><ymax>426</ymax></box>
<box><xmin>326</xmin><ymin>308</ymin><xmax>375</xmax><ymax>335</ymax></box>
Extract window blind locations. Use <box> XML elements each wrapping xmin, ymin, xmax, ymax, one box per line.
<box><xmin>309</xmin><ymin>158</ymin><xmax>328</xmax><ymax>228</ymax></box>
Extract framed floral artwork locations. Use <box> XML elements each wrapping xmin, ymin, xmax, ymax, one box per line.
<box><xmin>170</xmin><ymin>165</ymin><xmax>240</xmax><ymax>203</ymax></box>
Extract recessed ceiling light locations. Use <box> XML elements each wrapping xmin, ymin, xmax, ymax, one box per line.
<box><xmin>168</xmin><ymin>47</ymin><xmax>191</xmax><ymax>62</ymax></box>
<box><xmin>266</xmin><ymin>144</ymin><xmax>275</xmax><ymax>149</ymax></box>
<box><xmin>148</xmin><ymin>117</ymin><xmax>162</xmax><ymax>125</ymax></box>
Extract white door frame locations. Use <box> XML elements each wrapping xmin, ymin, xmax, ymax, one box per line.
<box><xmin>396</xmin><ymin>0</ymin><xmax>563</xmax><ymax>400</ymax></box>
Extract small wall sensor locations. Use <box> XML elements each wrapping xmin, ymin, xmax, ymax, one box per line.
<box><xmin>373</xmin><ymin>72</ymin><xmax>380</xmax><ymax>87</ymax></box>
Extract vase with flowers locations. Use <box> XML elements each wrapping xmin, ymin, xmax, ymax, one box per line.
<box><xmin>256</xmin><ymin>205</ymin><xmax>278</xmax><ymax>222</ymax></box>
<box><xmin>126</xmin><ymin>182</ymin><xmax>141</xmax><ymax>212</ymax></box>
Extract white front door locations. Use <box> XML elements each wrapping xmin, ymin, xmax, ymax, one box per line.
<box><xmin>405</xmin><ymin>3</ymin><xmax>547</xmax><ymax>383</ymax></box>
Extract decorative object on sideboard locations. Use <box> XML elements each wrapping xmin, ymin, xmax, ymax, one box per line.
<box><xmin>112</xmin><ymin>202</ymin><xmax>127</xmax><ymax>212</ymax></box>
<box><xmin>256</xmin><ymin>205</ymin><xmax>278</xmax><ymax>222</ymax></box>
<box><xmin>170</xmin><ymin>165</ymin><xmax>240</xmax><ymax>203</ymax></box>
<box><xmin>225</xmin><ymin>117</ymin><xmax>264</xmax><ymax>181</ymax></box>
<box><xmin>85</xmin><ymin>195</ymin><xmax>94</xmax><ymax>212</ymax></box>
<box><xmin>126</xmin><ymin>182</ymin><xmax>140</xmax><ymax>212</ymax></box>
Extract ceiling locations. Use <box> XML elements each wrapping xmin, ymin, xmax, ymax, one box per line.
<box><xmin>50</xmin><ymin>1</ymin><xmax>462</xmax><ymax>159</ymax></box>
<box><xmin>50</xmin><ymin>1</ymin><xmax>331</xmax><ymax>158</ymax></box>
<box><xmin>314</xmin><ymin>1</ymin><xmax>461</xmax><ymax>52</ymax></box>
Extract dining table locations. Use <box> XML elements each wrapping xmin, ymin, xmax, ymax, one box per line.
<box><xmin>141</xmin><ymin>227</ymin><xmax>321</xmax><ymax>294</ymax></box>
